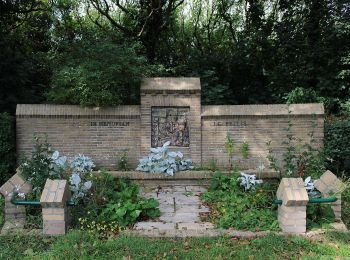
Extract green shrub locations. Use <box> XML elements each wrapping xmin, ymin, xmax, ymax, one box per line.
<box><xmin>324</xmin><ymin>120</ymin><xmax>350</xmax><ymax>176</ymax></box>
<box><xmin>116</xmin><ymin>151</ymin><xmax>130</xmax><ymax>171</ymax></box>
<box><xmin>0</xmin><ymin>112</ymin><xmax>16</xmax><ymax>185</ymax></box>
<box><xmin>20</xmin><ymin>136</ymin><xmax>61</xmax><ymax>198</ymax></box>
<box><xmin>266</xmin><ymin>114</ymin><xmax>326</xmax><ymax>179</ymax></box>
<box><xmin>20</xmin><ymin>137</ymin><xmax>96</xmax><ymax>202</ymax></box>
<box><xmin>47</xmin><ymin>41</ymin><xmax>147</xmax><ymax>107</ymax></box>
<box><xmin>307</xmin><ymin>204</ymin><xmax>335</xmax><ymax>230</ymax></box>
<box><xmin>74</xmin><ymin>170</ymin><xmax>160</xmax><ymax>237</ymax></box>
<box><xmin>342</xmin><ymin>177</ymin><xmax>350</xmax><ymax>229</ymax></box>
<box><xmin>204</xmin><ymin>171</ymin><xmax>335</xmax><ymax>231</ymax></box>
<box><xmin>284</xmin><ymin>87</ymin><xmax>324</xmax><ymax>104</ymax></box>
<box><xmin>202</xmin><ymin>171</ymin><xmax>279</xmax><ymax>231</ymax></box>
<box><xmin>340</xmin><ymin>99</ymin><xmax>350</xmax><ymax>117</ymax></box>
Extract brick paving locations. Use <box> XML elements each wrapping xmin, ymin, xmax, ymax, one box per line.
<box><xmin>134</xmin><ymin>185</ymin><xmax>214</xmax><ymax>233</ymax></box>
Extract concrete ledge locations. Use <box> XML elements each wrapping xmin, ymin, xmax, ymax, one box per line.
<box><xmin>2</xmin><ymin>222</ymin><xmax>347</xmax><ymax>237</ymax></box>
<box><xmin>105</xmin><ymin>170</ymin><xmax>279</xmax><ymax>180</ymax></box>
<box><xmin>201</xmin><ymin>103</ymin><xmax>324</xmax><ymax>117</ymax></box>
<box><xmin>16</xmin><ymin>104</ymin><xmax>140</xmax><ymax>117</ymax></box>
<box><xmin>124</xmin><ymin>220</ymin><xmax>347</xmax><ymax>238</ymax></box>
<box><xmin>141</xmin><ymin>78</ymin><xmax>201</xmax><ymax>91</ymax></box>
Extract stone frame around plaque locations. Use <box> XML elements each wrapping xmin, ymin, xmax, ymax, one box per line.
<box><xmin>151</xmin><ymin>106</ymin><xmax>190</xmax><ymax>148</ymax></box>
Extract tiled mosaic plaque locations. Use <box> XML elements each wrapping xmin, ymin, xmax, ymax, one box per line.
<box><xmin>151</xmin><ymin>107</ymin><xmax>190</xmax><ymax>147</ymax></box>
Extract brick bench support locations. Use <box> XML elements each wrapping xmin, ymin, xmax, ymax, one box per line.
<box><xmin>0</xmin><ymin>170</ymin><xmax>32</xmax><ymax>233</ymax></box>
<box><xmin>40</xmin><ymin>179</ymin><xmax>71</xmax><ymax>235</ymax></box>
<box><xmin>276</xmin><ymin>178</ymin><xmax>309</xmax><ymax>234</ymax></box>
<box><xmin>315</xmin><ymin>170</ymin><xmax>345</xmax><ymax>221</ymax></box>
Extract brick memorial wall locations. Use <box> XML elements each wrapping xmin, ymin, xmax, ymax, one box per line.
<box><xmin>16</xmin><ymin>78</ymin><xmax>324</xmax><ymax>170</ymax></box>
<box><xmin>16</xmin><ymin>105</ymin><xmax>141</xmax><ymax>167</ymax></box>
<box><xmin>201</xmin><ymin>104</ymin><xmax>324</xmax><ymax>168</ymax></box>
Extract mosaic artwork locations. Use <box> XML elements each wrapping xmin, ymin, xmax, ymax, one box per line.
<box><xmin>151</xmin><ymin>107</ymin><xmax>190</xmax><ymax>147</ymax></box>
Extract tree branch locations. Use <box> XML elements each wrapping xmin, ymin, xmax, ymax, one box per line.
<box><xmin>89</xmin><ymin>0</ymin><xmax>133</xmax><ymax>36</ymax></box>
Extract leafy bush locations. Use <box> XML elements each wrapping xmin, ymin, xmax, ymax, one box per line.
<box><xmin>284</xmin><ymin>87</ymin><xmax>324</xmax><ymax>104</ymax></box>
<box><xmin>117</xmin><ymin>151</ymin><xmax>130</xmax><ymax>171</ymax></box>
<box><xmin>69</xmin><ymin>154</ymin><xmax>95</xmax><ymax>202</ymax></box>
<box><xmin>240</xmin><ymin>141</ymin><xmax>250</xmax><ymax>159</ymax></box>
<box><xmin>340</xmin><ymin>99</ymin><xmax>350</xmax><ymax>117</ymax></box>
<box><xmin>20</xmin><ymin>137</ymin><xmax>61</xmax><ymax>197</ymax></box>
<box><xmin>136</xmin><ymin>141</ymin><xmax>193</xmax><ymax>176</ymax></box>
<box><xmin>205</xmin><ymin>171</ymin><xmax>335</xmax><ymax>231</ymax></box>
<box><xmin>324</xmin><ymin>120</ymin><xmax>350</xmax><ymax>176</ymax></box>
<box><xmin>74</xmin><ymin>171</ymin><xmax>160</xmax><ymax>236</ymax></box>
<box><xmin>224</xmin><ymin>134</ymin><xmax>252</xmax><ymax>170</ymax></box>
<box><xmin>20</xmin><ymin>137</ymin><xmax>95</xmax><ymax>201</ymax></box>
<box><xmin>342</xmin><ymin>177</ymin><xmax>350</xmax><ymax>229</ymax></box>
<box><xmin>202</xmin><ymin>171</ymin><xmax>279</xmax><ymax>231</ymax></box>
<box><xmin>307</xmin><ymin>204</ymin><xmax>335</xmax><ymax>230</ymax></box>
<box><xmin>48</xmin><ymin>41</ymin><xmax>147</xmax><ymax>107</ymax></box>
<box><xmin>0</xmin><ymin>112</ymin><xmax>16</xmax><ymax>185</ymax></box>
<box><xmin>266</xmin><ymin>114</ymin><xmax>325</xmax><ymax>179</ymax></box>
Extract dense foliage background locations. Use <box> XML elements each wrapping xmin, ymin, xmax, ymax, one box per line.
<box><xmin>0</xmin><ymin>0</ymin><xmax>349</xmax><ymax>182</ymax></box>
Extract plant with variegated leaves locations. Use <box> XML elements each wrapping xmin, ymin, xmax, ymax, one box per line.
<box><xmin>136</xmin><ymin>141</ymin><xmax>193</xmax><ymax>176</ymax></box>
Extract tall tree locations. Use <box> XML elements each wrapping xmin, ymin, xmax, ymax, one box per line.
<box><xmin>0</xmin><ymin>0</ymin><xmax>52</xmax><ymax>113</ymax></box>
<box><xmin>87</xmin><ymin>0</ymin><xmax>184</xmax><ymax>62</ymax></box>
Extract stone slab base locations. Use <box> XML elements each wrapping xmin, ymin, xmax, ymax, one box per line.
<box><xmin>126</xmin><ymin>221</ymin><xmax>348</xmax><ymax>238</ymax></box>
<box><xmin>105</xmin><ymin>170</ymin><xmax>279</xmax><ymax>186</ymax></box>
<box><xmin>0</xmin><ymin>222</ymin><xmax>347</xmax><ymax>237</ymax></box>
<box><xmin>106</xmin><ymin>170</ymin><xmax>279</xmax><ymax>179</ymax></box>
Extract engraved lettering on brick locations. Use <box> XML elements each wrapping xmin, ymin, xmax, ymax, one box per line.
<box><xmin>151</xmin><ymin>107</ymin><xmax>190</xmax><ymax>147</ymax></box>
<box><xmin>212</xmin><ymin>121</ymin><xmax>247</xmax><ymax>127</ymax></box>
<box><xmin>90</xmin><ymin>121</ymin><xmax>130</xmax><ymax>127</ymax></box>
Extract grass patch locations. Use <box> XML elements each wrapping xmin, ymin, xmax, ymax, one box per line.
<box><xmin>0</xmin><ymin>233</ymin><xmax>55</xmax><ymax>259</ymax></box>
<box><xmin>1</xmin><ymin>231</ymin><xmax>350</xmax><ymax>259</ymax></box>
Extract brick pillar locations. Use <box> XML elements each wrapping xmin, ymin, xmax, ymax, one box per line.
<box><xmin>276</xmin><ymin>178</ymin><xmax>309</xmax><ymax>234</ymax></box>
<box><xmin>0</xmin><ymin>170</ymin><xmax>32</xmax><ymax>233</ymax></box>
<box><xmin>314</xmin><ymin>170</ymin><xmax>345</xmax><ymax>221</ymax></box>
<box><xmin>140</xmin><ymin>78</ymin><xmax>202</xmax><ymax>165</ymax></box>
<box><xmin>40</xmin><ymin>179</ymin><xmax>71</xmax><ymax>235</ymax></box>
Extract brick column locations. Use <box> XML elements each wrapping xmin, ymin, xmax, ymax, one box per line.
<box><xmin>276</xmin><ymin>178</ymin><xmax>309</xmax><ymax>234</ymax></box>
<box><xmin>0</xmin><ymin>170</ymin><xmax>32</xmax><ymax>233</ymax></box>
<box><xmin>314</xmin><ymin>170</ymin><xmax>345</xmax><ymax>221</ymax></box>
<box><xmin>40</xmin><ymin>179</ymin><xmax>71</xmax><ymax>235</ymax></box>
<box><xmin>140</xmin><ymin>78</ymin><xmax>202</xmax><ymax>165</ymax></box>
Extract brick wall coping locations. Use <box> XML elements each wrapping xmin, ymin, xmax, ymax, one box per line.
<box><xmin>103</xmin><ymin>170</ymin><xmax>279</xmax><ymax>180</ymax></box>
<box><xmin>16</xmin><ymin>104</ymin><xmax>140</xmax><ymax>117</ymax></box>
<box><xmin>141</xmin><ymin>77</ymin><xmax>201</xmax><ymax>91</ymax></box>
<box><xmin>16</xmin><ymin>103</ymin><xmax>324</xmax><ymax>117</ymax></box>
<box><xmin>201</xmin><ymin>104</ymin><xmax>324</xmax><ymax>117</ymax></box>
